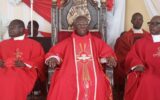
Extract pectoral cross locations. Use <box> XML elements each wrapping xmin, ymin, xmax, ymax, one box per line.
<box><xmin>15</xmin><ymin>48</ymin><xmax>23</xmax><ymax>60</ymax></box>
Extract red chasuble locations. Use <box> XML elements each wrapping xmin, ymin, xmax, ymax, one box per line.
<box><xmin>46</xmin><ymin>32</ymin><xmax>115</xmax><ymax>100</ymax></box>
<box><xmin>124</xmin><ymin>35</ymin><xmax>160</xmax><ymax>100</ymax></box>
<box><xmin>0</xmin><ymin>38</ymin><xmax>45</xmax><ymax>100</ymax></box>
<box><xmin>114</xmin><ymin>29</ymin><xmax>149</xmax><ymax>87</ymax></box>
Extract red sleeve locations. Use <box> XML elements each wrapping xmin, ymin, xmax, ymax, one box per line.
<box><xmin>125</xmin><ymin>43</ymin><xmax>144</xmax><ymax>73</ymax></box>
<box><xmin>93</xmin><ymin>37</ymin><xmax>116</xmax><ymax>59</ymax></box>
<box><xmin>45</xmin><ymin>38</ymin><xmax>71</xmax><ymax>62</ymax></box>
<box><xmin>124</xmin><ymin>71</ymin><xmax>141</xmax><ymax>100</ymax></box>
<box><xmin>115</xmin><ymin>37</ymin><xmax>127</xmax><ymax>62</ymax></box>
<box><xmin>24</xmin><ymin>42</ymin><xmax>45</xmax><ymax>81</ymax></box>
<box><xmin>100</xmin><ymin>41</ymin><xmax>116</xmax><ymax>58</ymax></box>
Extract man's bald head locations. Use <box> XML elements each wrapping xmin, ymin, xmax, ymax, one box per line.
<box><xmin>8</xmin><ymin>19</ymin><xmax>25</xmax><ymax>37</ymax></box>
<box><xmin>73</xmin><ymin>16</ymin><xmax>89</xmax><ymax>36</ymax></box>
<box><xmin>148</xmin><ymin>16</ymin><xmax>160</xmax><ymax>35</ymax></box>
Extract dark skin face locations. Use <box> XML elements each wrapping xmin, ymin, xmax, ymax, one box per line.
<box><xmin>27</xmin><ymin>21</ymin><xmax>39</xmax><ymax>37</ymax></box>
<box><xmin>148</xmin><ymin>16</ymin><xmax>160</xmax><ymax>35</ymax></box>
<box><xmin>73</xmin><ymin>16</ymin><xmax>89</xmax><ymax>36</ymax></box>
<box><xmin>131</xmin><ymin>13</ymin><xmax>143</xmax><ymax>29</ymax></box>
<box><xmin>8</xmin><ymin>20</ymin><xmax>25</xmax><ymax>38</ymax></box>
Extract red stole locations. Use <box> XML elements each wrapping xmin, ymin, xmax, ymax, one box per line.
<box><xmin>72</xmin><ymin>33</ymin><xmax>97</xmax><ymax>100</ymax></box>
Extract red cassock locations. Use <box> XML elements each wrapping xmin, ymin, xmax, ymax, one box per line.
<box><xmin>0</xmin><ymin>38</ymin><xmax>45</xmax><ymax>100</ymax></box>
<box><xmin>124</xmin><ymin>34</ymin><xmax>160</xmax><ymax>100</ymax></box>
<box><xmin>46</xmin><ymin>32</ymin><xmax>115</xmax><ymax>100</ymax></box>
<box><xmin>114</xmin><ymin>29</ymin><xmax>149</xmax><ymax>87</ymax></box>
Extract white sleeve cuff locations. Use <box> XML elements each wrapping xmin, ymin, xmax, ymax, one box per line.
<box><xmin>131</xmin><ymin>64</ymin><xmax>144</xmax><ymax>71</ymax></box>
<box><xmin>24</xmin><ymin>63</ymin><xmax>32</xmax><ymax>69</ymax></box>
<box><xmin>45</xmin><ymin>55</ymin><xmax>61</xmax><ymax>64</ymax></box>
<box><xmin>131</xmin><ymin>66</ymin><xmax>137</xmax><ymax>70</ymax></box>
<box><xmin>100</xmin><ymin>58</ymin><xmax>108</xmax><ymax>64</ymax></box>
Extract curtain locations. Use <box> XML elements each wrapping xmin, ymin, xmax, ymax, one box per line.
<box><xmin>143</xmin><ymin>0</ymin><xmax>160</xmax><ymax>17</ymax></box>
<box><xmin>23</xmin><ymin>0</ymin><xmax>52</xmax><ymax>22</ymax></box>
<box><xmin>106</xmin><ymin>0</ymin><xmax>126</xmax><ymax>48</ymax></box>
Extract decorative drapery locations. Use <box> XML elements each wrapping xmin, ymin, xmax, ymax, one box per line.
<box><xmin>22</xmin><ymin>0</ymin><xmax>52</xmax><ymax>22</ymax></box>
<box><xmin>106</xmin><ymin>0</ymin><xmax>126</xmax><ymax>48</ymax></box>
<box><xmin>143</xmin><ymin>0</ymin><xmax>160</xmax><ymax>17</ymax></box>
<box><xmin>8</xmin><ymin>0</ymin><xmax>22</xmax><ymax>5</ymax></box>
<box><xmin>9</xmin><ymin>0</ymin><xmax>114</xmax><ymax>22</ymax></box>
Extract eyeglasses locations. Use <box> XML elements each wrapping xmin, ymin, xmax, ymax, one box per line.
<box><xmin>147</xmin><ymin>22</ymin><xmax>160</xmax><ymax>26</ymax></box>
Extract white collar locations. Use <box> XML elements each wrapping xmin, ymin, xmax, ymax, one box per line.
<box><xmin>13</xmin><ymin>34</ymin><xmax>25</xmax><ymax>40</ymax></box>
<box><xmin>132</xmin><ymin>28</ymin><xmax>143</xmax><ymax>34</ymax></box>
<box><xmin>152</xmin><ymin>34</ymin><xmax>160</xmax><ymax>43</ymax></box>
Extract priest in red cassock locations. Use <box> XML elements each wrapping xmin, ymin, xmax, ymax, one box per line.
<box><xmin>0</xmin><ymin>19</ymin><xmax>45</xmax><ymax>100</ymax></box>
<box><xmin>45</xmin><ymin>16</ymin><xmax>117</xmax><ymax>100</ymax></box>
<box><xmin>124</xmin><ymin>16</ymin><xmax>160</xmax><ymax>100</ymax></box>
<box><xmin>114</xmin><ymin>12</ymin><xmax>149</xmax><ymax>100</ymax></box>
